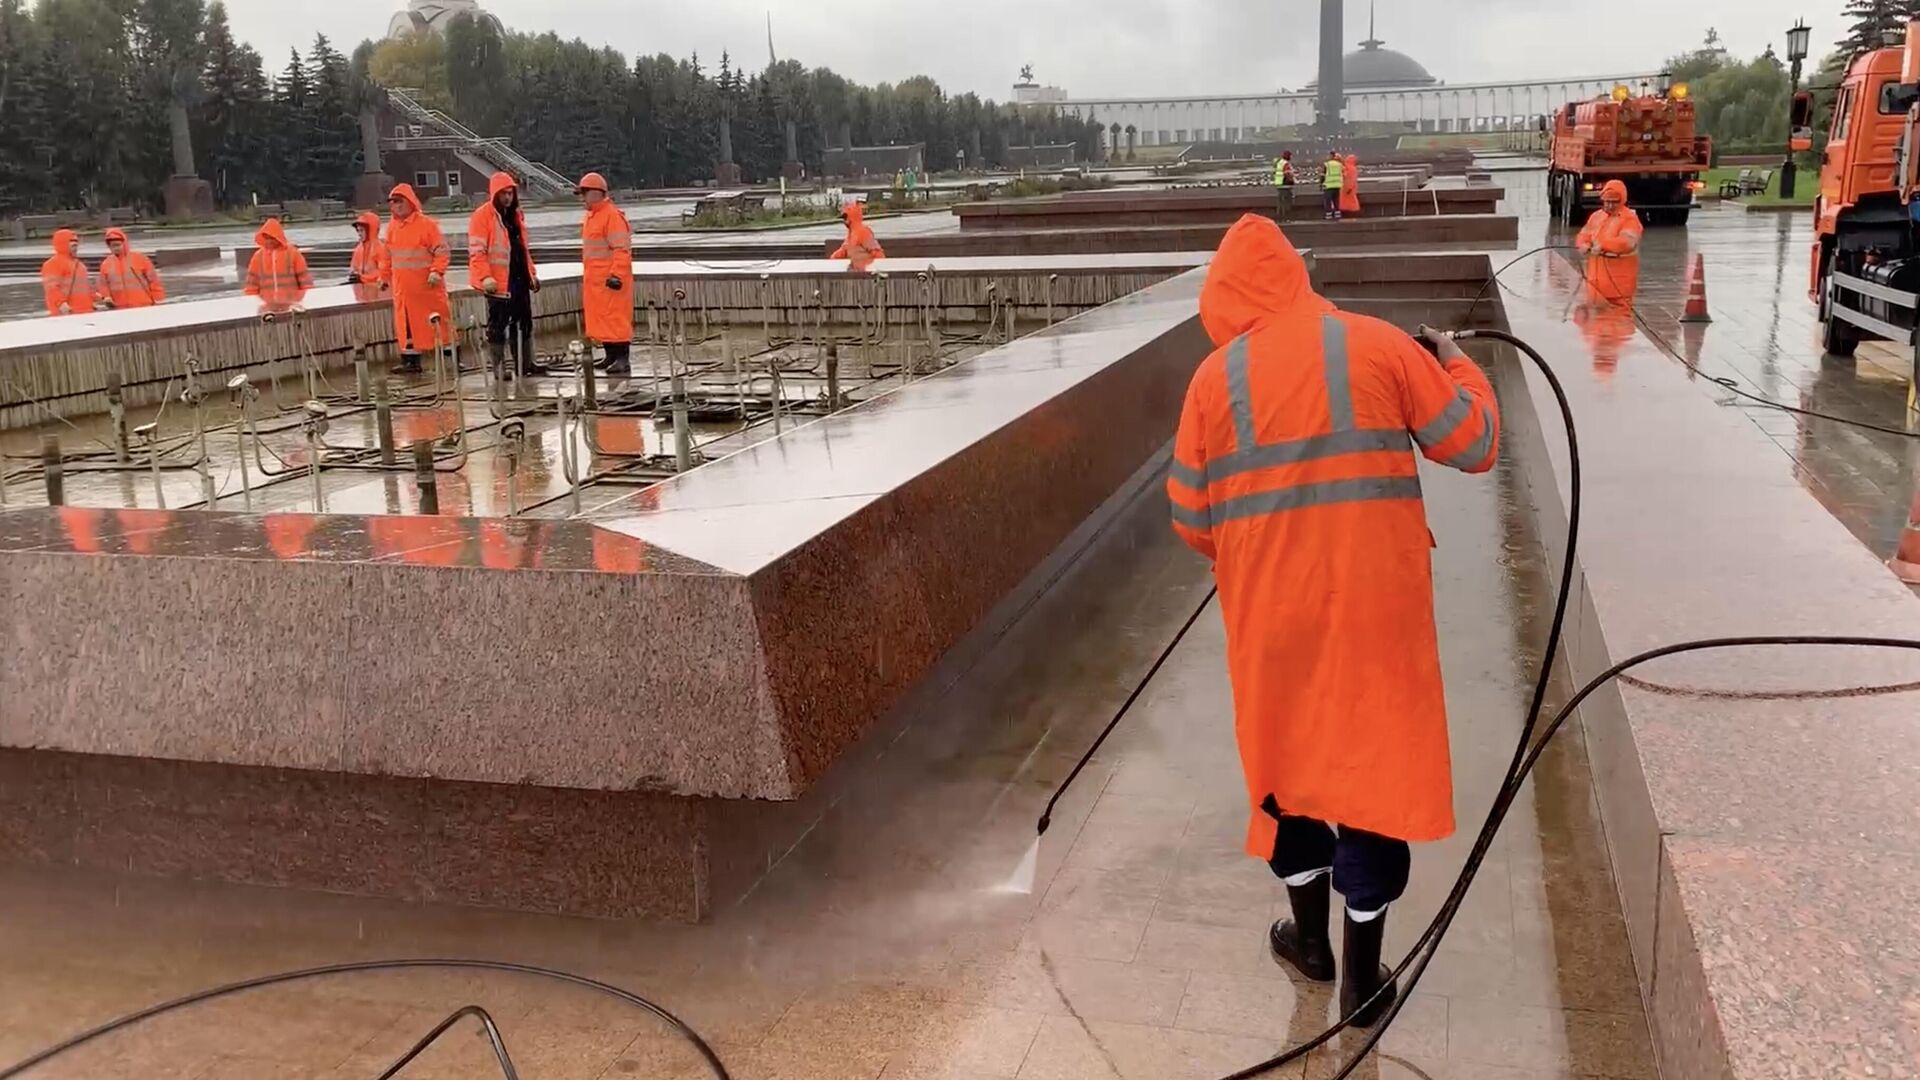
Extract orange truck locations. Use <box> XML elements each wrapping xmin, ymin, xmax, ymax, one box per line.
<box><xmin>1545</xmin><ymin>82</ymin><xmax>1710</xmax><ymax>227</ymax></box>
<box><xmin>1808</xmin><ymin>24</ymin><xmax>1920</xmax><ymax>358</ymax></box>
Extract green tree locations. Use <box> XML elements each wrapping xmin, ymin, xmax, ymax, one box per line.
<box><xmin>443</xmin><ymin>10</ymin><xmax>506</xmax><ymax>133</ymax></box>
<box><xmin>305</xmin><ymin>35</ymin><xmax>358</xmax><ymax>196</ymax></box>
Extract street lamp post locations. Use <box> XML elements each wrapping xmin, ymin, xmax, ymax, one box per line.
<box><xmin>1782</xmin><ymin>18</ymin><xmax>1812</xmax><ymax>200</ymax></box>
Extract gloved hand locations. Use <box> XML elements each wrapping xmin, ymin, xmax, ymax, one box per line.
<box><xmin>1416</xmin><ymin>325</ymin><xmax>1466</xmax><ymax>362</ymax></box>
<box><xmin>346</xmin><ymin>272</ymin><xmax>362</xmax><ymax>285</ymax></box>
<box><xmin>427</xmin><ymin>272</ymin><xmax>443</xmax><ymax>288</ymax></box>
<box><xmin>481</xmin><ymin>276</ymin><xmax>498</xmax><ymax>294</ymax></box>
<box><xmin>605</xmin><ymin>276</ymin><xmax>623</xmax><ymax>291</ymax></box>
<box><xmin>530</xmin><ymin>277</ymin><xmax>541</xmax><ymax>293</ymax></box>
<box><xmin>97</xmin><ymin>297</ymin><xmax>114</xmax><ymax>310</ymax></box>
<box><xmin>57</xmin><ymin>303</ymin><xmax>70</xmax><ymax>315</ymax></box>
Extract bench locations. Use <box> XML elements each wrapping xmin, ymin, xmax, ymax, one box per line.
<box><xmin>1719</xmin><ymin>168</ymin><xmax>1772</xmax><ymax>198</ymax></box>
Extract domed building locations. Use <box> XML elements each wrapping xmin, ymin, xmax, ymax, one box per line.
<box><xmin>388</xmin><ymin>0</ymin><xmax>503</xmax><ymax>40</ymax></box>
<box><xmin>1304</xmin><ymin>7</ymin><xmax>1441</xmax><ymax>92</ymax></box>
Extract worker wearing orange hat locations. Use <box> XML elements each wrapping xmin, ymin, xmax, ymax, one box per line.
<box><xmin>96</xmin><ymin>228</ymin><xmax>165</xmax><ymax>309</ymax></box>
<box><xmin>1576</xmin><ymin>179</ymin><xmax>1642</xmax><ymax>305</ymax></box>
<box><xmin>470</xmin><ymin>172</ymin><xmax>541</xmax><ymax>380</ymax></box>
<box><xmin>40</xmin><ymin>230</ymin><xmax>94</xmax><ymax>316</ymax></box>
<box><xmin>1339</xmin><ymin>154</ymin><xmax>1361</xmax><ymax>217</ymax></box>
<box><xmin>1168</xmin><ymin>214</ymin><xmax>1499</xmax><ymax>1030</ymax></box>
<box><xmin>577</xmin><ymin>172</ymin><xmax>634</xmax><ymax>375</ymax></box>
<box><xmin>830</xmin><ymin>200</ymin><xmax>885</xmax><ymax>271</ymax></box>
<box><xmin>243</xmin><ymin>218</ymin><xmax>313</xmax><ymax>312</ymax></box>
<box><xmin>347</xmin><ymin>211</ymin><xmax>389</xmax><ymax>293</ymax></box>
<box><xmin>384</xmin><ymin>182</ymin><xmax>452</xmax><ymax>375</ymax></box>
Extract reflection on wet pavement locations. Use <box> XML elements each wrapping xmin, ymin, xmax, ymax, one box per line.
<box><xmin>1497</xmin><ymin>175</ymin><xmax>1920</xmax><ymax>576</ymax></box>
<box><xmin>0</xmin><ymin>414</ymin><xmax>1652</xmax><ymax>1077</ymax></box>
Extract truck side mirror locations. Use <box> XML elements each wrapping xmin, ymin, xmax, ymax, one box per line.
<box><xmin>1789</xmin><ymin>90</ymin><xmax>1814</xmax><ymax>131</ymax></box>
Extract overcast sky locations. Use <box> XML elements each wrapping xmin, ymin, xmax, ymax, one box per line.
<box><xmin>226</xmin><ymin>0</ymin><xmax>1835</xmax><ymax>100</ymax></box>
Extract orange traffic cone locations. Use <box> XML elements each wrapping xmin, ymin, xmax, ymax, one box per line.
<box><xmin>1892</xmin><ymin>489</ymin><xmax>1920</xmax><ymax>586</ymax></box>
<box><xmin>1681</xmin><ymin>253</ymin><xmax>1713</xmax><ymax>323</ymax></box>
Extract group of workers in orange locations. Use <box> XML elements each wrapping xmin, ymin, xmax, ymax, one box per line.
<box><xmin>39</xmin><ymin>229</ymin><xmax>167</xmax><ymax>314</ymax></box>
<box><xmin>1268</xmin><ymin>149</ymin><xmax>1360</xmax><ymax>222</ymax></box>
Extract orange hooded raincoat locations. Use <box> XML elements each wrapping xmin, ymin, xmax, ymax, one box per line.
<box><xmin>41</xmin><ymin>229</ymin><xmax>94</xmax><ymax>315</ymax></box>
<box><xmin>96</xmin><ymin>229</ymin><xmax>165</xmax><ymax>308</ymax></box>
<box><xmin>1168</xmin><ymin>214</ymin><xmax>1501</xmax><ymax>853</ymax></box>
<box><xmin>1339</xmin><ymin>154</ymin><xmax>1361</xmax><ymax>215</ymax></box>
<box><xmin>831</xmin><ymin>201</ymin><xmax>886</xmax><ymax>270</ymax></box>
<box><xmin>243</xmin><ymin>218</ymin><xmax>313</xmax><ymax>309</ymax></box>
<box><xmin>350</xmin><ymin>211</ymin><xmax>389</xmax><ymax>290</ymax></box>
<box><xmin>1576</xmin><ymin>180</ymin><xmax>1643</xmax><ymax>305</ymax></box>
<box><xmin>384</xmin><ymin>183</ymin><xmax>453</xmax><ymax>353</ymax></box>
<box><xmin>580</xmin><ymin>189</ymin><xmax>633</xmax><ymax>345</ymax></box>
<box><xmin>469</xmin><ymin>172</ymin><xmax>537</xmax><ymax>295</ymax></box>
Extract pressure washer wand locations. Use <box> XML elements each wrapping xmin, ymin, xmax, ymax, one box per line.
<box><xmin>1034</xmin><ymin>583</ymin><xmax>1217</xmax><ymax>837</ymax></box>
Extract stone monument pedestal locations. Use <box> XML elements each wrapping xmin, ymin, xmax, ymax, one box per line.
<box><xmin>161</xmin><ymin>176</ymin><xmax>214</xmax><ymax>219</ymax></box>
<box><xmin>354</xmin><ymin>173</ymin><xmax>397</xmax><ymax>210</ymax></box>
<box><xmin>714</xmin><ymin>162</ymin><xmax>743</xmax><ymax>187</ymax></box>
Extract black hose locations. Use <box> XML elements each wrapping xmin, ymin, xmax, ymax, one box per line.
<box><xmin>0</xmin><ymin>959</ymin><xmax>731</xmax><ymax>1080</ymax></box>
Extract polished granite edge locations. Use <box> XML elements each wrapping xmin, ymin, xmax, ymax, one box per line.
<box><xmin>1494</xmin><ymin>288</ymin><xmax>1920</xmax><ymax>1079</ymax></box>
<box><xmin>0</xmin><ymin>506</ymin><xmax>729</xmax><ymax>575</ymax></box>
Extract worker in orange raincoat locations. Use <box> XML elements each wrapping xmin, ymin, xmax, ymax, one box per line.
<box><xmin>41</xmin><ymin>229</ymin><xmax>94</xmax><ymax>316</ymax></box>
<box><xmin>243</xmin><ymin>218</ymin><xmax>313</xmax><ymax>312</ymax></box>
<box><xmin>1168</xmin><ymin>214</ymin><xmax>1499</xmax><ymax>1030</ymax></box>
<box><xmin>1339</xmin><ymin>154</ymin><xmax>1361</xmax><ymax>217</ymax></box>
<box><xmin>347</xmin><ymin>211</ymin><xmax>388</xmax><ymax>291</ymax></box>
<box><xmin>471</xmin><ymin>172</ymin><xmax>541</xmax><ymax>379</ymax></box>
<box><xmin>577</xmin><ymin>172</ymin><xmax>634</xmax><ymax>375</ymax></box>
<box><xmin>96</xmin><ymin>228</ymin><xmax>164</xmax><ymax>308</ymax></box>
<box><xmin>1576</xmin><ymin>179</ymin><xmax>1642</xmax><ymax>305</ymax></box>
<box><xmin>384</xmin><ymin>183</ymin><xmax>452</xmax><ymax>374</ymax></box>
<box><xmin>831</xmin><ymin>200</ymin><xmax>885</xmax><ymax>271</ymax></box>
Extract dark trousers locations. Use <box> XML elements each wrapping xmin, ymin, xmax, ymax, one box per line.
<box><xmin>1275</xmin><ymin>185</ymin><xmax>1295</xmax><ymax>220</ymax></box>
<box><xmin>1262</xmin><ymin>796</ymin><xmax>1410</xmax><ymax>913</ymax></box>
<box><xmin>1323</xmin><ymin>188</ymin><xmax>1342</xmax><ymax>217</ymax></box>
<box><xmin>485</xmin><ymin>290</ymin><xmax>534</xmax><ymax>369</ymax></box>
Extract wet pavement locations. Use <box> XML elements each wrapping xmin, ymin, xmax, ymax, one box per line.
<box><xmin>0</xmin><ymin>430</ymin><xmax>1649</xmax><ymax>1079</ymax></box>
<box><xmin>1493</xmin><ymin>172</ymin><xmax>1920</xmax><ymax>574</ymax></box>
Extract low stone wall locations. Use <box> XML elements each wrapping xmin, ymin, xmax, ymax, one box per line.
<box><xmin>955</xmin><ymin>184</ymin><xmax>1502</xmax><ymax>231</ymax></box>
<box><xmin>1491</xmin><ymin>274</ymin><xmax>1920</xmax><ymax>1079</ymax></box>
<box><xmin>0</xmin><ymin>266</ymin><xmax>1211</xmax><ymax>919</ymax></box>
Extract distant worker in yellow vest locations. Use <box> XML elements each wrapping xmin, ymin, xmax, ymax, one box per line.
<box><xmin>1323</xmin><ymin>151</ymin><xmax>1346</xmax><ymax>220</ymax></box>
<box><xmin>1272</xmin><ymin>151</ymin><xmax>1297</xmax><ymax>219</ymax></box>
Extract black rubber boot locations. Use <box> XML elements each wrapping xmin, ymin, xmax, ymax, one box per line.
<box><xmin>1339</xmin><ymin>910</ymin><xmax>1397</xmax><ymax>1028</ymax></box>
<box><xmin>603</xmin><ymin>342</ymin><xmax>632</xmax><ymax>377</ymax></box>
<box><xmin>391</xmin><ymin>352</ymin><xmax>423</xmax><ymax>375</ymax></box>
<box><xmin>1268</xmin><ymin>875</ymin><xmax>1335</xmax><ymax>983</ymax></box>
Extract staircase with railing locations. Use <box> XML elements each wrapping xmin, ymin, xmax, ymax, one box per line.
<box><xmin>381</xmin><ymin>88</ymin><xmax>576</xmax><ymax>200</ymax></box>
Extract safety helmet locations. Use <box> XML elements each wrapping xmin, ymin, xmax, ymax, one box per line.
<box><xmin>575</xmin><ymin>172</ymin><xmax>609</xmax><ymax>194</ymax></box>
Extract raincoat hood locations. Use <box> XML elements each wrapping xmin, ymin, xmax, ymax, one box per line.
<box><xmin>842</xmin><ymin>201</ymin><xmax>866</xmax><ymax>228</ymax></box>
<box><xmin>488</xmin><ymin>172</ymin><xmax>519</xmax><ymax>201</ymax></box>
<box><xmin>388</xmin><ymin>183</ymin><xmax>424</xmax><ymax>214</ymax></box>
<box><xmin>354</xmin><ymin>211</ymin><xmax>380</xmax><ymax>237</ymax></box>
<box><xmin>1199</xmin><ymin>214</ymin><xmax>1332</xmax><ymax>346</ymax></box>
<box><xmin>254</xmin><ymin>217</ymin><xmax>288</xmax><ymax>249</ymax></box>
<box><xmin>51</xmin><ymin>229</ymin><xmax>79</xmax><ymax>257</ymax></box>
<box><xmin>1601</xmin><ymin>179</ymin><xmax>1629</xmax><ymax>203</ymax></box>
<box><xmin>104</xmin><ymin>228</ymin><xmax>130</xmax><ymax>248</ymax></box>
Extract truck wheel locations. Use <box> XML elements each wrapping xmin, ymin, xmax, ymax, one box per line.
<box><xmin>1547</xmin><ymin>172</ymin><xmax>1561</xmax><ymax>215</ymax></box>
<box><xmin>1667</xmin><ymin>207</ymin><xmax>1690</xmax><ymax>227</ymax></box>
<box><xmin>1822</xmin><ymin>310</ymin><xmax>1860</xmax><ymax>357</ymax></box>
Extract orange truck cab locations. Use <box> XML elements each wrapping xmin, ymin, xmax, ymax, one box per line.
<box><xmin>1811</xmin><ymin>24</ymin><xmax>1920</xmax><ymax>356</ymax></box>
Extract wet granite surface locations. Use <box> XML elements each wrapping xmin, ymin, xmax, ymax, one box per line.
<box><xmin>1489</xmin><ymin>195</ymin><xmax>1920</xmax><ymax>1079</ymax></box>
<box><xmin>0</xmin><ymin>267</ymin><xmax>1209</xmax><ymax>804</ymax></box>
